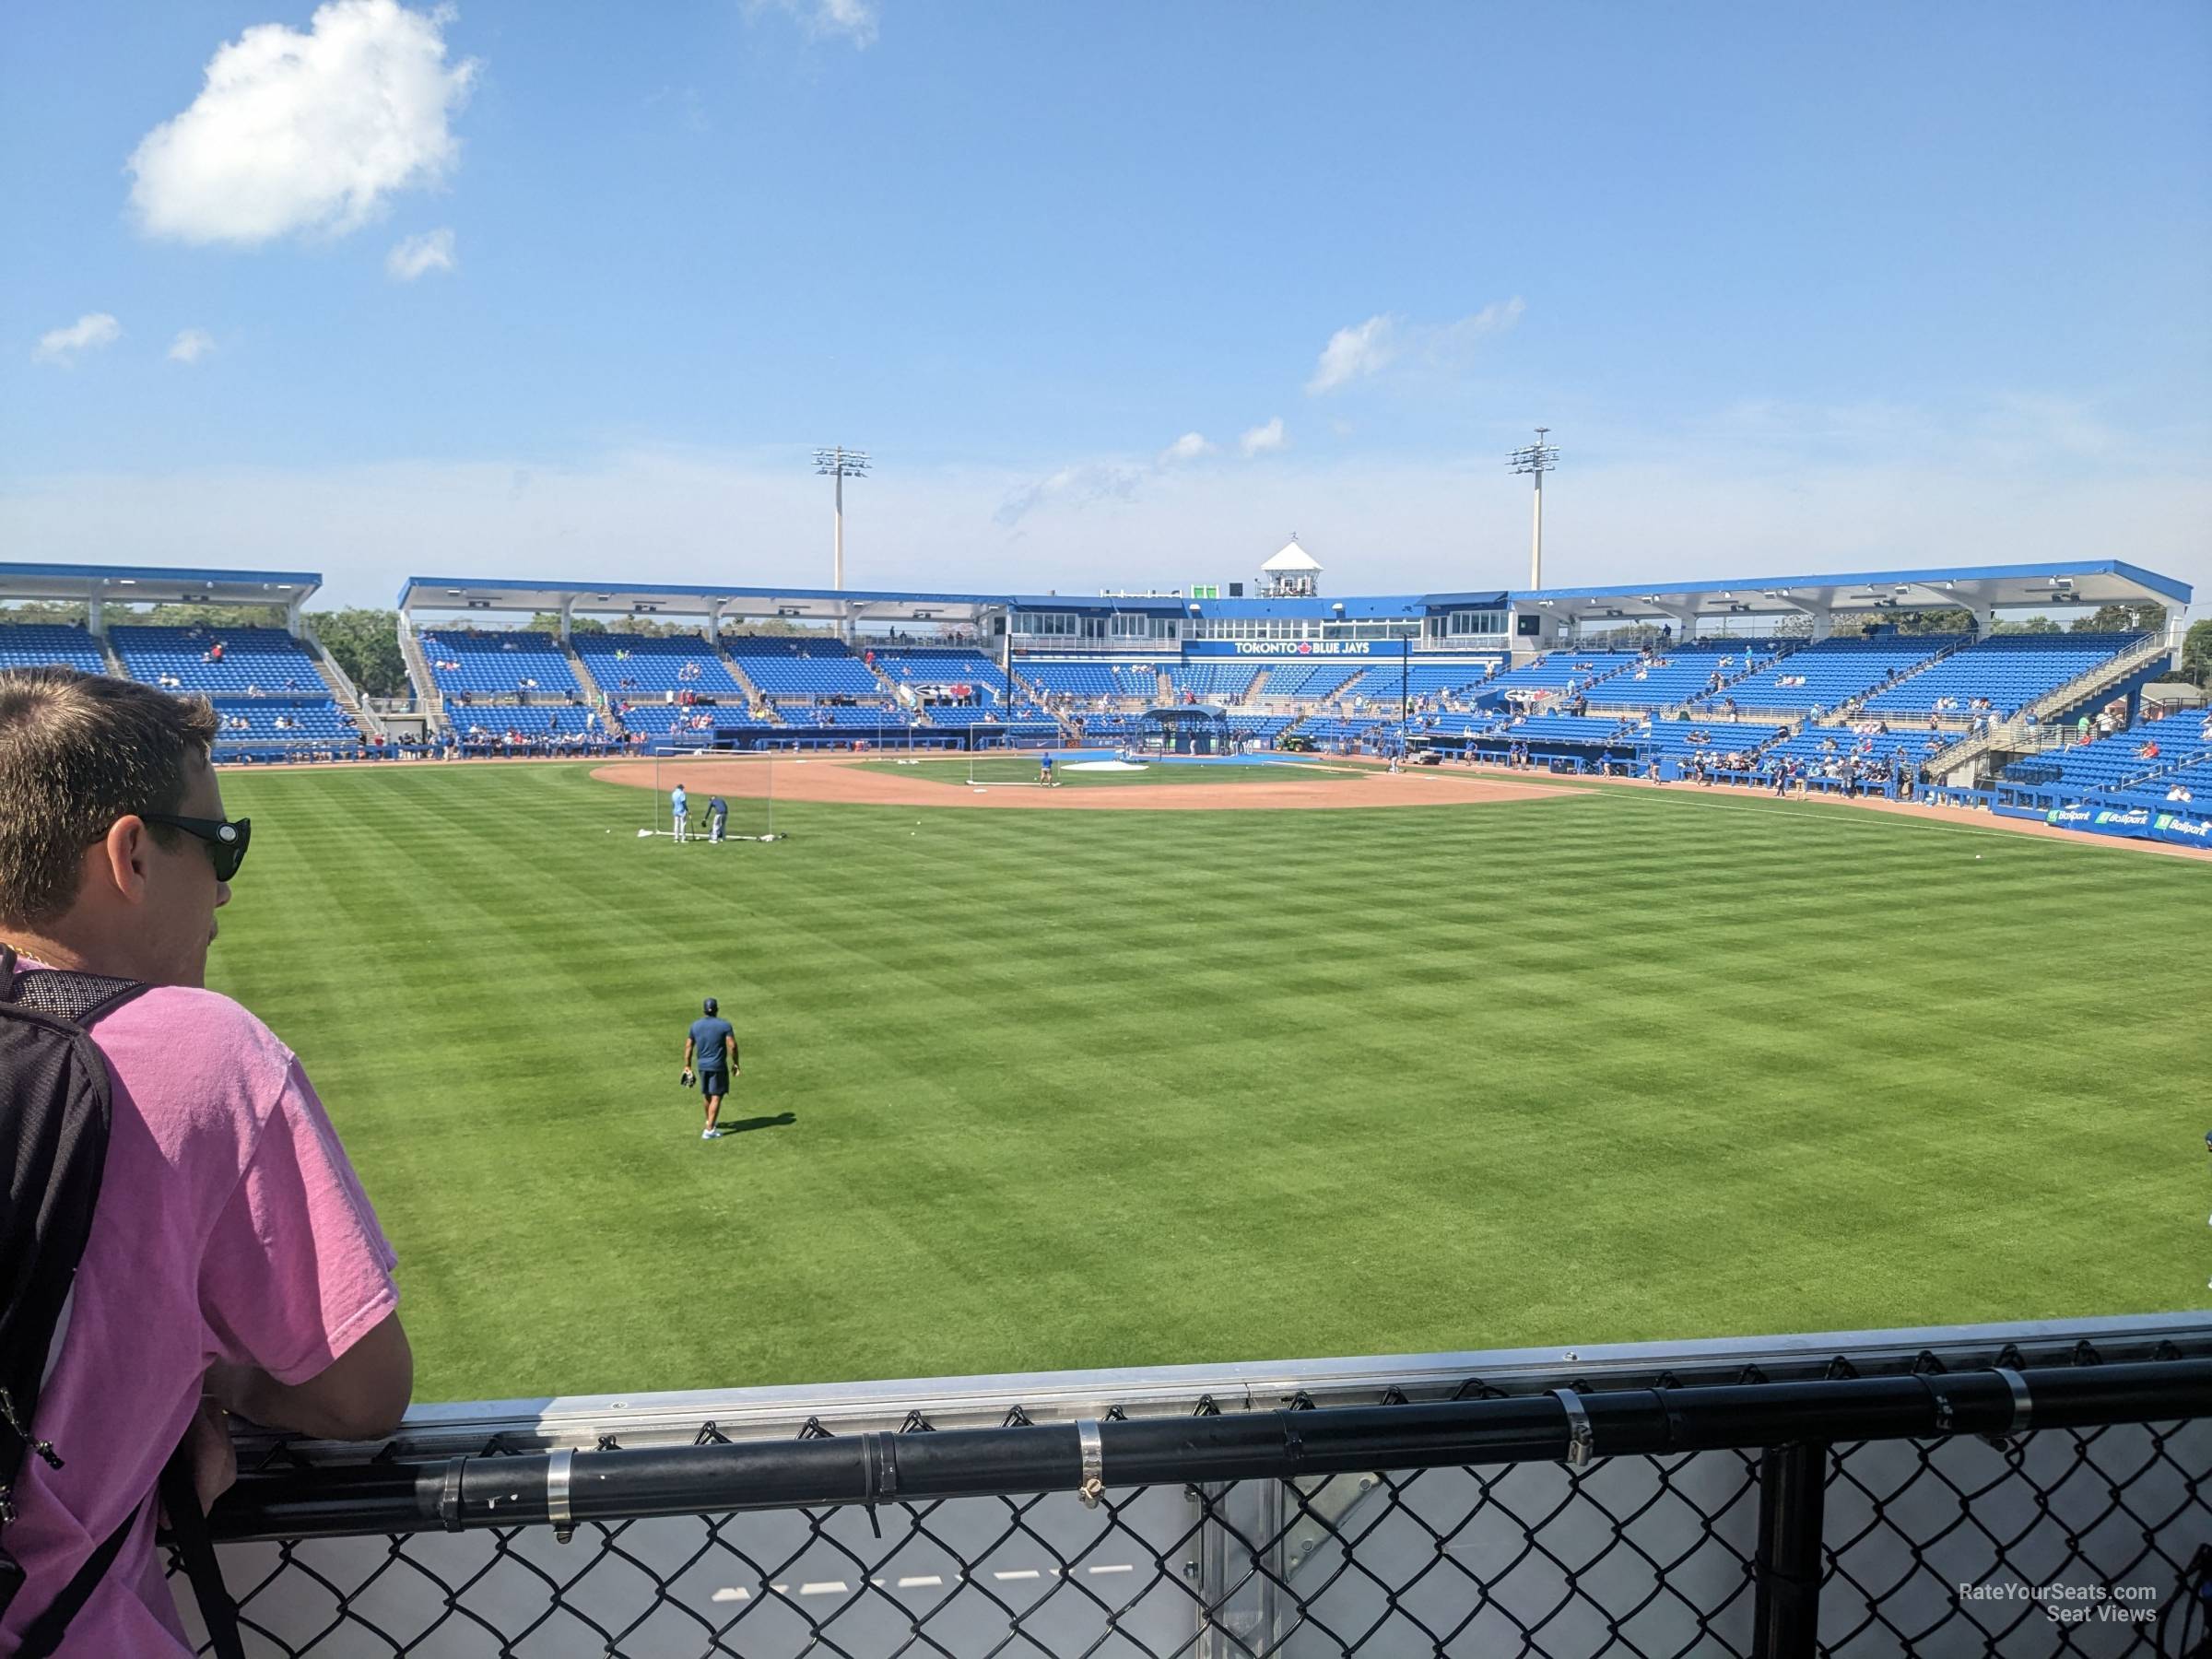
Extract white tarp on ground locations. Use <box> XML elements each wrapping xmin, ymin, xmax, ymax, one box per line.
<box><xmin>1064</xmin><ymin>759</ymin><xmax>1147</xmax><ymax>771</ymax></box>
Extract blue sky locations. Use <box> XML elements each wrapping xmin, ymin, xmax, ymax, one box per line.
<box><xmin>4</xmin><ymin>0</ymin><xmax>2207</xmax><ymax>609</ymax></box>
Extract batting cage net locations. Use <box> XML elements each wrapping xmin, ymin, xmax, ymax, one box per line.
<box><xmin>173</xmin><ymin>1315</ymin><xmax>2211</xmax><ymax>1656</ymax></box>
<box><xmin>640</xmin><ymin>749</ymin><xmax>782</xmax><ymax>842</ymax></box>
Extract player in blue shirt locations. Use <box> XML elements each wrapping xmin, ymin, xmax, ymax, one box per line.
<box><xmin>681</xmin><ymin>996</ymin><xmax>738</xmax><ymax>1139</ymax></box>
<box><xmin>1039</xmin><ymin>751</ymin><xmax>1054</xmax><ymax>787</ymax></box>
<box><xmin>708</xmin><ymin>795</ymin><xmax>728</xmax><ymax>842</ymax></box>
<box><xmin>670</xmin><ymin>782</ymin><xmax>689</xmax><ymax>843</ymax></box>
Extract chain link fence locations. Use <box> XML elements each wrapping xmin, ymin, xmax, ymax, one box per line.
<box><xmin>177</xmin><ymin>1317</ymin><xmax>2212</xmax><ymax>1657</ymax></box>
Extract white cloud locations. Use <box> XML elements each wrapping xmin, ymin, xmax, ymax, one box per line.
<box><xmin>1239</xmin><ymin>417</ymin><xmax>1288</xmax><ymax>457</ymax></box>
<box><xmin>1307</xmin><ymin>315</ymin><xmax>1397</xmax><ymax>394</ymax></box>
<box><xmin>1159</xmin><ymin>431</ymin><xmax>1214</xmax><ymax>464</ymax></box>
<box><xmin>748</xmin><ymin>0</ymin><xmax>879</xmax><ymax>46</ymax></box>
<box><xmin>386</xmin><ymin>227</ymin><xmax>456</xmax><ymax>280</ymax></box>
<box><xmin>1306</xmin><ymin>299</ymin><xmax>1524</xmax><ymax>395</ymax></box>
<box><xmin>32</xmin><ymin>313</ymin><xmax>122</xmax><ymax>366</ymax></box>
<box><xmin>994</xmin><ymin>461</ymin><xmax>1148</xmax><ymax>526</ymax></box>
<box><xmin>168</xmin><ymin>328</ymin><xmax>218</xmax><ymax>364</ymax></box>
<box><xmin>127</xmin><ymin>0</ymin><xmax>477</xmax><ymax>246</ymax></box>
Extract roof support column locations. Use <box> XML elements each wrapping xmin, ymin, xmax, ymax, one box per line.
<box><xmin>285</xmin><ymin>594</ymin><xmax>306</xmax><ymax>639</ymax></box>
<box><xmin>704</xmin><ymin>603</ymin><xmax>724</xmax><ymax>647</ymax></box>
<box><xmin>558</xmin><ymin>596</ymin><xmax>576</xmax><ymax>643</ymax></box>
<box><xmin>87</xmin><ymin>594</ymin><xmax>104</xmax><ymax>638</ymax></box>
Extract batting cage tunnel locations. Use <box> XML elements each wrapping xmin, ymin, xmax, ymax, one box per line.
<box><xmin>1139</xmin><ymin>703</ymin><xmax>1233</xmax><ymax>754</ymax></box>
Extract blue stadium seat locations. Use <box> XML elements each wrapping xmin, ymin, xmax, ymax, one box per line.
<box><xmin>869</xmin><ymin>649</ymin><xmax>1012</xmax><ymax>703</ymax></box>
<box><xmin>722</xmin><ymin>637</ymin><xmax>883</xmax><ymax>697</ymax></box>
<box><xmin>416</xmin><ymin>629</ymin><xmax>582</xmax><ymax>699</ymax></box>
<box><xmin>1861</xmin><ymin>635</ymin><xmax>2141</xmax><ymax>720</ymax></box>
<box><xmin>571</xmin><ymin>632</ymin><xmax>742</xmax><ymax>697</ymax></box>
<box><xmin>1725</xmin><ymin>636</ymin><xmax>1962</xmax><ymax>713</ymax></box>
<box><xmin>1586</xmin><ymin>643</ymin><xmax>1787</xmax><ymax>710</ymax></box>
<box><xmin>112</xmin><ymin>626</ymin><xmax>325</xmax><ymax>694</ymax></box>
<box><xmin>1254</xmin><ymin>661</ymin><xmax>1369</xmax><ymax>699</ymax></box>
<box><xmin>1482</xmin><ymin>651</ymin><xmax>1642</xmax><ymax>700</ymax></box>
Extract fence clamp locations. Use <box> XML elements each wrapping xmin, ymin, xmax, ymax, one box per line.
<box><xmin>438</xmin><ymin>1456</ymin><xmax>469</xmax><ymax>1533</ymax></box>
<box><xmin>546</xmin><ymin>1448</ymin><xmax>575</xmax><ymax>1545</ymax></box>
<box><xmin>1551</xmin><ymin>1389</ymin><xmax>1595</xmax><ymax>1469</ymax></box>
<box><xmin>1076</xmin><ymin>1419</ymin><xmax>1105</xmax><ymax>1508</ymax></box>
<box><xmin>1983</xmin><ymin>1366</ymin><xmax>2032</xmax><ymax>1450</ymax></box>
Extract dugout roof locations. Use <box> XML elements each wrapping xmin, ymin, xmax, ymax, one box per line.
<box><xmin>1514</xmin><ymin>559</ymin><xmax>2188</xmax><ymax>626</ymax></box>
<box><xmin>0</xmin><ymin>561</ymin><xmax>322</xmax><ymax>606</ymax></box>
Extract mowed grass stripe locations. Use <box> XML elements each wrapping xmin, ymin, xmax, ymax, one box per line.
<box><xmin>204</xmin><ymin>763</ymin><xmax>2211</xmax><ymax>1399</ymax></box>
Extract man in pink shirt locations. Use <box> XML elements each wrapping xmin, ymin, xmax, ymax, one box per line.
<box><xmin>0</xmin><ymin>668</ymin><xmax>412</xmax><ymax>1656</ymax></box>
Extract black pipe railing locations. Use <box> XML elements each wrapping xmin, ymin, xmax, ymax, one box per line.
<box><xmin>211</xmin><ymin>1359</ymin><xmax>2211</xmax><ymax>1545</ymax></box>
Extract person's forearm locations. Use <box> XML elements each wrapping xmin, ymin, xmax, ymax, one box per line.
<box><xmin>206</xmin><ymin>1363</ymin><xmax>369</xmax><ymax>1441</ymax></box>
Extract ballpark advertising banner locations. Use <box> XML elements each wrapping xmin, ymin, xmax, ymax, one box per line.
<box><xmin>1181</xmin><ymin>641</ymin><xmax>1507</xmax><ymax>659</ymax></box>
<box><xmin>2035</xmin><ymin>804</ymin><xmax>2211</xmax><ymax>848</ymax></box>
<box><xmin>1182</xmin><ymin>641</ymin><xmax>1394</xmax><ymax>657</ymax></box>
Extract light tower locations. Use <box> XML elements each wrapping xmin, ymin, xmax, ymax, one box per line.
<box><xmin>1507</xmin><ymin>427</ymin><xmax>1559</xmax><ymax>590</ymax></box>
<box><xmin>813</xmin><ymin>447</ymin><xmax>871</xmax><ymax>591</ymax></box>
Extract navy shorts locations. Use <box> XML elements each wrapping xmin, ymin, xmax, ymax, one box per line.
<box><xmin>696</xmin><ymin>1067</ymin><xmax>729</xmax><ymax>1098</ymax></box>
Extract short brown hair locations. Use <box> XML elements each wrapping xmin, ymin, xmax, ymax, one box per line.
<box><xmin>0</xmin><ymin>668</ymin><xmax>220</xmax><ymax>928</ymax></box>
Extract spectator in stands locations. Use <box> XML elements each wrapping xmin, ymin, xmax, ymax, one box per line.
<box><xmin>0</xmin><ymin>668</ymin><xmax>411</xmax><ymax>1655</ymax></box>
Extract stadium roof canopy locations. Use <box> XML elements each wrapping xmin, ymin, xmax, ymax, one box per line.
<box><xmin>1513</xmin><ymin>559</ymin><xmax>2188</xmax><ymax>627</ymax></box>
<box><xmin>0</xmin><ymin>561</ymin><xmax>322</xmax><ymax>606</ymax></box>
<box><xmin>398</xmin><ymin>576</ymin><xmax>1009</xmax><ymax>622</ymax></box>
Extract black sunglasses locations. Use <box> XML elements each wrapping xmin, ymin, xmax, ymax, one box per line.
<box><xmin>139</xmin><ymin>814</ymin><xmax>252</xmax><ymax>882</ymax></box>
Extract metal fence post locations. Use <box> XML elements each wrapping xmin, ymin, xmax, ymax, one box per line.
<box><xmin>1753</xmin><ymin>1440</ymin><xmax>1828</xmax><ymax>1659</ymax></box>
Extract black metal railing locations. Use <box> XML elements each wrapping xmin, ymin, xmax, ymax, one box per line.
<box><xmin>177</xmin><ymin>1324</ymin><xmax>2212</xmax><ymax>1657</ymax></box>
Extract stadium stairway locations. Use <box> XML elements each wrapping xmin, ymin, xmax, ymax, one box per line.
<box><xmin>565</xmin><ymin>640</ymin><xmax>606</xmax><ymax>706</ymax></box>
<box><xmin>1244</xmin><ymin>666</ymin><xmax>1271</xmax><ymax>699</ymax></box>
<box><xmin>1922</xmin><ymin>633</ymin><xmax>2176</xmax><ymax>782</ymax></box>
<box><xmin>302</xmin><ymin>629</ymin><xmax>384</xmax><ymax>737</ymax></box>
<box><xmin>716</xmin><ymin>651</ymin><xmax>780</xmax><ymax>718</ymax></box>
<box><xmin>395</xmin><ymin>617</ymin><xmax>449</xmax><ymax>729</ymax></box>
<box><xmin>100</xmin><ymin>633</ymin><xmax>129</xmax><ymax>678</ymax></box>
<box><xmin>2030</xmin><ymin>632</ymin><xmax>2174</xmax><ymax>728</ymax></box>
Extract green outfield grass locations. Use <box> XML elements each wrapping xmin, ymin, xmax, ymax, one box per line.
<box><xmin>205</xmin><ymin>762</ymin><xmax>2211</xmax><ymax>1402</ymax></box>
<box><xmin>854</xmin><ymin>755</ymin><xmax>1367</xmax><ymax>788</ymax></box>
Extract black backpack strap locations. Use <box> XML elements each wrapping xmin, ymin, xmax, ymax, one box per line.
<box><xmin>0</xmin><ymin>953</ymin><xmax>149</xmax><ymax>1030</ymax></box>
<box><xmin>159</xmin><ymin>1449</ymin><xmax>246</xmax><ymax>1659</ymax></box>
<box><xmin>7</xmin><ymin>1445</ymin><xmax>245</xmax><ymax>1659</ymax></box>
<box><xmin>9</xmin><ymin>1499</ymin><xmax>140</xmax><ymax>1659</ymax></box>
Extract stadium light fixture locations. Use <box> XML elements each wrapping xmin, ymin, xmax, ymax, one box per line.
<box><xmin>1507</xmin><ymin>426</ymin><xmax>1560</xmax><ymax>589</ymax></box>
<box><xmin>813</xmin><ymin>446</ymin><xmax>872</xmax><ymax>592</ymax></box>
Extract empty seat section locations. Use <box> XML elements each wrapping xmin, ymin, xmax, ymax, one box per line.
<box><xmin>571</xmin><ymin>633</ymin><xmax>741</xmax><ymax>696</ymax></box>
<box><xmin>1015</xmin><ymin>661</ymin><xmax>1162</xmax><ymax>700</ymax></box>
<box><xmin>870</xmin><ymin>650</ymin><xmax>1012</xmax><ymax>702</ymax></box>
<box><xmin>1999</xmin><ymin>716</ymin><xmax>2212</xmax><ymax>792</ymax></box>
<box><xmin>1161</xmin><ymin>664</ymin><xmax>1258</xmax><ymax>700</ymax></box>
<box><xmin>1587</xmin><ymin>646</ymin><xmax>1787</xmax><ymax>710</ymax></box>
<box><xmin>723</xmin><ymin>637</ymin><xmax>882</xmax><ymax>696</ymax></box>
<box><xmin>1257</xmin><ymin>661</ymin><xmax>1366</xmax><ymax>699</ymax></box>
<box><xmin>416</xmin><ymin>629</ymin><xmax>582</xmax><ymax>698</ymax></box>
<box><xmin>112</xmin><ymin>626</ymin><xmax>324</xmax><ymax>693</ymax></box>
<box><xmin>0</xmin><ymin>624</ymin><xmax>108</xmax><ymax>673</ymax></box>
<box><xmin>1482</xmin><ymin>652</ymin><xmax>1641</xmax><ymax>700</ymax></box>
<box><xmin>1861</xmin><ymin>635</ymin><xmax>2141</xmax><ymax>720</ymax></box>
<box><xmin>1725</xmin><ymin>637</ymin><xmax>1960</xmax><ymax>713</ymax></box>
